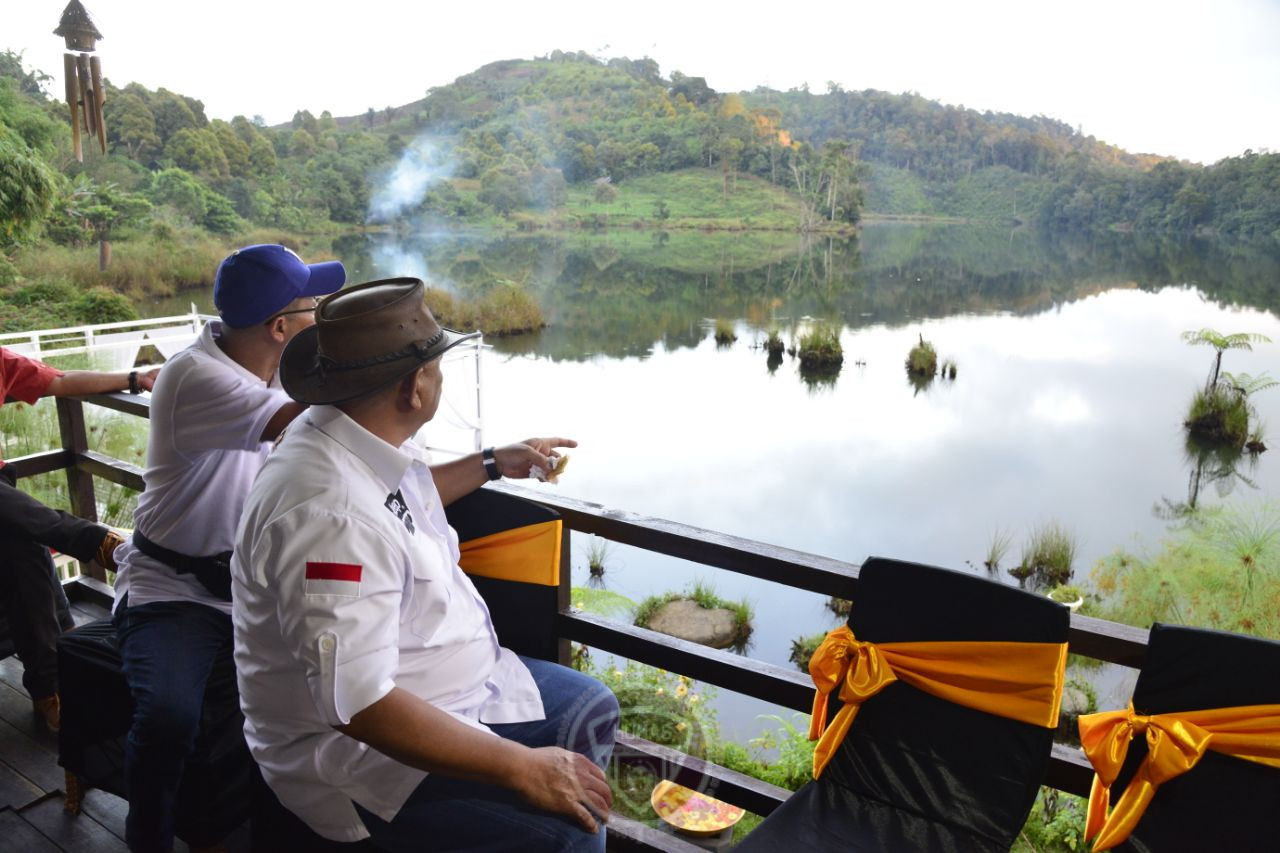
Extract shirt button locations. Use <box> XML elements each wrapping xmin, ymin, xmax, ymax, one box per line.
<box><xmin>319</xmin><ymin>635</ymin><xmax>336</xmax><ymax>653</ymax></box>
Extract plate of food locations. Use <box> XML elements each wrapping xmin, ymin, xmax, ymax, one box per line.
<box><xmin>650</xmin><ymin>780</ymin><xmax>745</xmax><ymax>837</ymax></box>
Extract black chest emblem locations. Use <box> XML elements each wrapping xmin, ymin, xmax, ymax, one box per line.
<box><xmin>384</xmin><ymin>489</ymin><xmax>415</xmax><ymax>534</ymax></box>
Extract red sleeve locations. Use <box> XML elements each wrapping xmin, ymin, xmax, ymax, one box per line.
<box><xmin>1</xmin><ymin>347</ymin><xmax>64</xmax><ymax>405</ymax></box>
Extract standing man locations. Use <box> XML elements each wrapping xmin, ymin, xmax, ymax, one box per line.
<box><xmin>233</xmin><ymin>278</ymin><xmax>617</xmax><ymax>850</ymax></box>
<box><xmin>1</xmin><ymin>349</ymin><xmax>158</xmax><ymax>731</ymax></box>
<box><xmin>112</xmin><ymin>244</ymin><xmax>344</xmax><ymax>853</ymax></box>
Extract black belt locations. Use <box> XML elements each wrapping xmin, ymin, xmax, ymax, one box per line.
<box><xmin>132</xmin><ymin>531</ymin><xmax>233</xmax><ymax>601</ymax></box>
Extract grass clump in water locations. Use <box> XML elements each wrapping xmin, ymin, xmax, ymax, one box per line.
<box><xmin>798</xmin><ymin>324</ymin><xmax>843</xmax><ymax>368</ymax></box>
<box><xmin>1008</xmin><ymin>522</ymin><xmax>1076</xmax><ymax>589</ymax></box>
<box><xmin>634</xmin><ymin>579</ymin><xmax>754</xmax><ymax>650</ymax></box>
<box><xmin>906</xmin><ymin>333</ymin><xmax>937</xmax><ymax>377</ymax></box>
<box><xmin>714</xmin><ymin>319</ymin><xmax>737</xmax><ymax>345</ymax></box>
<box><xmin>424</xmin><ymin>284</ymin><xmax>544</xmax><ymax>335</ymax></box>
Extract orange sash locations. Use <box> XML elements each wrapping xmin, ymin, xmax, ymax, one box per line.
<box><xmin>458</xmin><ymin>520</ymin><xmax>561</xmax><ymax>586</ymax></box>
<box><xmin>808</xmin><ymin>626</ymin><xmax>1067</xmax><ymax>778</ymax></box>
<box><xmin>1078</xmin><ymin>703</ymin><xmax>1280</xmax><ymax>850</ymax></box>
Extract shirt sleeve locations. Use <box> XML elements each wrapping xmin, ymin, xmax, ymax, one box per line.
<box><xmin>258</xmin><ymin>509</ymin><xmax>406</xmax><ymax>726</ymax></box>
<box><xmin>1</xmin><ymin>347</ymin><xmax>63</xmax><ymax>405</ymax></box>
<box><xmin>165</xmin><ymin>357</ymin><xmax>290</xmax><ymax>454</ymax></box>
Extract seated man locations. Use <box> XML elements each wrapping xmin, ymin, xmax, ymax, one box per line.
<box><xmin>0</xmin><ymin>346</ymin><xmax>158</xmax><ymax>730</ymax></box>
<box><xmin>112</xmin><ymin>244</ymin><xmax>345</xmax><ymax>853</ymax></box>
<box><xmin>232</xmin><ymin>277</ymin><xmax>618</xmax><ymax>851</ymax></box>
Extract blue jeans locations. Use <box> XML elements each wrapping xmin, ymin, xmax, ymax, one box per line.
<box><xmin>114</xmin><ymin>598</ymin><xmax>234</xmax><ymax>853</ymax></box>
<box><xmin>356</xmin><ymin>657</ymin><xmax>619</xmax><ymax>853</ymax></box>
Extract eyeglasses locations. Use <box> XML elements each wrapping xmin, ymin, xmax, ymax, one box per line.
<box><xmin>264</xmin><ymin>298</ymin><xmax>320</xmax><ymax>324</ymax></box>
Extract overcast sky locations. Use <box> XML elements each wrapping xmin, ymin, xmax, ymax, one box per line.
<box><xmin>7</xmin><ymin>0</ymin><xmax>1279</xmax><ymax>164</ymax></box>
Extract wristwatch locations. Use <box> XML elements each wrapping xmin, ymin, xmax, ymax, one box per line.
<box><xmin>482</xmin><ymin>447</ymin><xmax>501</xmax><ymax>481</ymax></box>
<box><xmin>127</xmin><ymin>371</ymin><xmax>141</xmax><ymax>394</ymax></box>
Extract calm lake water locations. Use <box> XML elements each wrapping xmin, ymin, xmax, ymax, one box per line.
<box><xmin>147</xmin><ymin>224</ymin><xmax>1280</xmax><ymax>742</ymax></box>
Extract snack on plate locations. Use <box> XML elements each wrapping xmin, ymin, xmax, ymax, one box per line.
<box><xmin>650</xmin><ymin>780</ymin><xmax>744</xmax><ymax>837</ymax></box>
<box><xmin>531</xmin><ymin>453</ymin><xmax>570</xmax><ymax>484</ymax></box>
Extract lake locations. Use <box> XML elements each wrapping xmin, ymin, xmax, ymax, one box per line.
<box><xmin>147</xmin><ymin>224</ymin><xmax>1280</xmax><ymax>742</ymax></box>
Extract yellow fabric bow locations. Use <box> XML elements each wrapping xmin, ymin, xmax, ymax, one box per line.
<box><xmin>1078</xmin><ymin>703</ymin><xmax>1280</xmax><ymax>851</ymax></box>
<box><xmin>807</xmin><ymin>625</ymin><xmax>1067</xmax><ymax>778</ymax></box>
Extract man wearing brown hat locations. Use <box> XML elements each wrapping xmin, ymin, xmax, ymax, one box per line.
<box><xmin>231</xmin><ymin>278</ymin><xmax>616</xmax><ymax>850</ymax></box>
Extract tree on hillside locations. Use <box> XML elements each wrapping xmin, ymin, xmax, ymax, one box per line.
<box><xmin>0</xmin><ymin>126</ymin><xmax>59</xmax><ymax>248</ymax></box>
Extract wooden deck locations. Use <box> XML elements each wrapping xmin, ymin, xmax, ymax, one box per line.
<box><xmin>0</xmin><ymin>596</ymin><xmax>250</xmax><ymax>853</ymax></box>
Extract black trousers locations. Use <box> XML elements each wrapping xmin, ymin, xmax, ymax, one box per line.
<box><xmin>0</xmin><ymin>465</ymin><xmax>102</xmax><ymax>698</ymax></box>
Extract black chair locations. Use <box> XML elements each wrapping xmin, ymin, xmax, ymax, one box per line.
<box><xmin>736</xmin><ymin>556</ymin><xmax>1070</xmax><ymax>853</ymax></box>
<box><xmin>251</xmin><ymin>486</ymin><xmax>565</xmax><ymax>849</ymax></box>
<box><xmin>57</xmin><ymin>617</ymin><xmax>252</xmax><ymax>847</ymax></box>
<box><xmin>1095</xmin><ymin>623</ymin><xmax>1280</xmax><ymax>853</ymax></box>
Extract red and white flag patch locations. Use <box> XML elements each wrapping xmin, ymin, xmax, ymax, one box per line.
<box><xmin>305</xmin><ymin>561</ymin><xmax>362</xmax><ymax>596</ymax></box>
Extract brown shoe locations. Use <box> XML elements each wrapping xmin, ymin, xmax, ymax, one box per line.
<box><xmin>33</xmin><ymin>694</ymin><xmax>60</xmax><ymax>733</ymax></box>
<box><xmin>95</xmin><ymin>530</ymin><xmax>126</xmax><ymax>573</ymax></box>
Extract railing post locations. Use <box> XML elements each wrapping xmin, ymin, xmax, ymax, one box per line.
<box><xmin>56</xmin><ymin>397</ymin><xmax>103</xmax><ymax>581</ymax></box>
<box><xmin>557</xmin><ymin>526</ymin><xmax>572</xmax><ymax>666</ymax></box>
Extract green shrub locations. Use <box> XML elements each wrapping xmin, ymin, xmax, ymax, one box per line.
<box><xmin>714</xmin><ymin>318</ymin><xmax>737</xmax><ymax>345</ymax></box>
<box><xmin>764</xmin><ymin>329</ymin><xmax>784</xmax><ymax>355</ymax></box>
<box><xmin>1013</xmin><ymin>788</ymin><xmax>1087</xmax><ymax>852</ymax></box>
<box><xmin>788</xmin><ymin>632</ymin><xmax>825</xmax><ymax>671</ymax></box>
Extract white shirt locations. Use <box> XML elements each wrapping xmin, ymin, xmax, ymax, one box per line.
<box><xmin>113</xmin><ymin>321</ymin><xmax>290</xmax><ymax>615</ymax></box>
<box><xmin>231</xmin><ymin>405</ymin><xmax>543</xmax><ymax>842</ymax></box>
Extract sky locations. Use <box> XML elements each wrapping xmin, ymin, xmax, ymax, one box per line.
<box><xmin>6</xmin><ymin>0</ymin><xmax>1280</xmax><ymax>165</ymax></box>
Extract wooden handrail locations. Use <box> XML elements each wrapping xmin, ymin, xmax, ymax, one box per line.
<box><xmin>22</xmin><ymin>393</ymin><xmax>1134</xmax><ymax>810</ymax></box>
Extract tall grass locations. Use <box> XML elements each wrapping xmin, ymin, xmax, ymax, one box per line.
<box><xmin>1010</xmin><ymin>521</ymin><xmax>1076</xmax><ymax>589</ymax></box>
<box><xmin>423</xmin><ymin>284</ymin><xmax>544</xmax><ymax>335</ymax></box>
<box><xmin>714</xmin><ymin>318</ymin><xmax>737</xmax><ymax>345</ymax></box>
<box><xmin>1091</xmin><ymin>501</ymin><xmax>1280</xmax><ymax>640</ymax></box>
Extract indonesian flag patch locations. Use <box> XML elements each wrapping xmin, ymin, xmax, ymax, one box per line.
<box><xmin>305</xmin><ymin>561</ymin><xmax>362</xmax><ymax>596</ymax></box>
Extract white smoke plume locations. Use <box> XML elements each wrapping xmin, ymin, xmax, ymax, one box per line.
<box><xmin>367</xmin><ymin>136</ymin><xmax>452</xmax><ymax>223</ymax></box>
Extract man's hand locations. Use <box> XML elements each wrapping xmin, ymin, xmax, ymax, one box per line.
<box><xmin>494</xmin><ymin>437</ymin><xmax>577</xmax><ymax>479</ymax></box>
<box><xmin>137</xmin><ymin>367</ymin><xmax>161</xmax><ymax>392</ymax></box>
<box><xmin>514</xmin><ymin>746</ymin><xmax>612</xmax><ymax>833</ymax></box>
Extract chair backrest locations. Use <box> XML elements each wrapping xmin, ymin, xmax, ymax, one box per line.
<box><xmin>821</xmin><ymin>556</ymin><xmax>1069</xmax><ymax>846</ymax></box>
<box><xmin>446</xmin><ymin>487</ymin><xmax>564</xmax><ymax>663</ymax></box>
<box><xmin>1110</xmin><ymin>622</ymin><xmax>1280</xmax><ymax>852</ymax></box>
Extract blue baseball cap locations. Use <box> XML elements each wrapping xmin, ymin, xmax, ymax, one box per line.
<box><xmin>213</xmin><ymin>244</ymin><xmax>346</xmax><ymax>328</ymax></box>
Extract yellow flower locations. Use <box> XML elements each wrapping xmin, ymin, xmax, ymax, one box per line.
<box><xmin>575</xmin><ymin>601</ymin><xmax>584</xmax><ymax>609</ymax></box>
<box><xmin>613</xmin><ymin>669</ymin><xmax>624</xmax><ymax>679</ymax></box>
<box><xmin>675</xmin><ymin>684</ymin><xmax>688</xmax><ymax>698</ymax></box>
<box><xmin>656</xmin><ymin>687</ymin><xmax>665</xmax><ymax>696</ymax></box>
<box><xmin>676</xmin><ymin>721</ymin><xmax>687</xmax><ymax>732</ymax></box>
<box><xmin>689</xmin><ymin>695</ymin><xmax>700</xmax><ymax>703</ymax></box>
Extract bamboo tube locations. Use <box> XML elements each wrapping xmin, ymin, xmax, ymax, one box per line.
<box><xmin>90</xmin><ymin>56</ymin><xmax>106</xmax><ymax>153</ymax></box>
<box><xmin>64</xmin><ymin>53</ymin><xmax>81</xmax><ymax>161</ymax></box>
<box><xmin>76</xmin><ymin>54</ymin><xmax>95</xmax><ymax>138</ymax></box>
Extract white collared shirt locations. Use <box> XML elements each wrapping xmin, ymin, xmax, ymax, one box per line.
<box><xmin>231</xmin><ymin>405</ymin><xmax>544</xmax><ymax>842</ymax></box>
<box><xmin>114</xmin><ymin>321</ymin><xmax>289</xmax><ymax>614</ymax></box>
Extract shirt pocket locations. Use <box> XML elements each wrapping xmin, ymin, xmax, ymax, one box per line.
<box><xmin>404</xmin><ymin>558</ymin><xmax>451</xmax><ymax>647</ymax></box>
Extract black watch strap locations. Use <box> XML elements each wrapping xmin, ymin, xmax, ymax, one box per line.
<box><xmin>482</xmin><ymin>447</ymin><xmax>501</xmax><ymax>481</ymax></box>
<box><xmin>127</xmin><ymin>371</ymin><xmax>140</xmax><ymax>394</ymax></box>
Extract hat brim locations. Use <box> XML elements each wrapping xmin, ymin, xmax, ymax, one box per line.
<box><xmin>300</xmin><ymin>260</ymin><xmax>347</xmax><ymax>298</ymax></box>
<box><xmin>279</xmin><ymin>324</ymin><xmax>481</xmax><ymax>406</ymax></box>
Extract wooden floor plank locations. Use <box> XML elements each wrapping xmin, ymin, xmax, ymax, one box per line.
<box><xmin>0</xmin><ymin>805</ymin><xmax>63</xmax><ymax>852</ymax></box>
<box><xmin>0</xmin><ymin>760</ymin><xmax>45</xmax><ymax>811</ymax></box>
<box><xmin>19</xmin><ymin>794</ymin><xmax>130</xmax><ymax>853</ymax></box>
<box><xmin>0</xmin><ymin>656</ymin><xmax>30</xmax><ymax>698</ymax></box>
<box><xmin>0</xmin><ymin>679</ymin><xmax>57</xmax><ymax>751</ymax></box>
<box><xmin>77</xmin><ymin>789</ymin><xmax>127</xmax><ymax>842</ymax></box>
<box><xmin>0</xmin><ymin>716</ymin><xmax>64</xmax><ymax>793</ymax></box>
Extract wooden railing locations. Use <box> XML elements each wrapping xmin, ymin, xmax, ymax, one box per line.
<box><xmin>10</xmin><ymin>392</ymin><xmax>1151</xmax><ymax>851</ymax></box>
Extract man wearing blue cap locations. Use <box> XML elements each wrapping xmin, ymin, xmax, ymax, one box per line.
<box><xmin>111</xmin><ymin>244</ymin><xmax>345</xmax><ymax>853</ymax></box>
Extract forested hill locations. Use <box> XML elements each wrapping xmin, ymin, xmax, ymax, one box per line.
<box><xmin>2</xmin><ymin>47</ymin><xmax>1279</xmax><ymax>252</ymax></box>
<box><xmin>339</xmin><ymin>51</ymin><xmax>1279</xmax><ymax>238</ymax></box>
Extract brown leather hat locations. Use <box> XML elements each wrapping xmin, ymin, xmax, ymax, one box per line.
<box><xmin>280</xmin><ymin>277</ymin><xmax>480</xmax><ymax>405</ymax></box>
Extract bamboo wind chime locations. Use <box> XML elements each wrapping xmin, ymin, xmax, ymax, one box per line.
<box><xmin>54</xmin><ymin>0</ymin><xmax>106</xmax><ymax>161</ymax></box>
